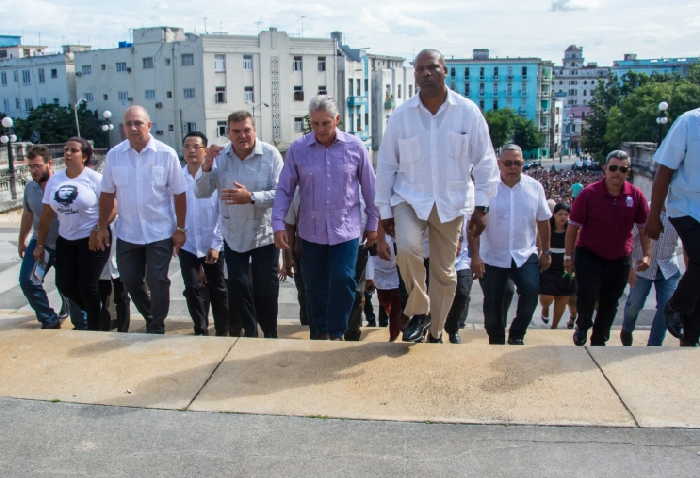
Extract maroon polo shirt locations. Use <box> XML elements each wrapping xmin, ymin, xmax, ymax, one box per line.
<box><xmin>569</xmin><ymin>179</ymin><xmax>649</xmax><ymax>260</ymax></box>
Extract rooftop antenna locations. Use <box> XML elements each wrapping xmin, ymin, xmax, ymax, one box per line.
<box><xmin>299</xmin><ymin>15</ymin><xmax>306</xmax><ymax>37</ymax></box>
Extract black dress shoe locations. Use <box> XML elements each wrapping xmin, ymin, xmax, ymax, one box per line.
<box><xmin>427</xmin><ymin>333</ymin><xmax>443</xmax><ymax>343</ymax></box>
<box><xmin>366</xmin><ymin>319</ymin><xmax>377</xmax><ymax>327</ymax></box>
<box><xmin>620</xmin><ymin>330</ymin><xmax>633</xmax><ymax>346</ymax></box>
<box><xmin>402</xmin><ymin>314</ymin><xmax>431</xmax><ymax>343</ymax></box>
<box><xmin>448</xmin><ymin>332</ymin><xmax>462</xmax><ymax>344</ymax></box>
<box><xmin>680</xmin><ymin>339</ymin><xmax>698</xmax><ymax>347</ymax></box>
<box><xmin>507</xmin><ymin>337</ymin><xmax>524</xmax><ymax>345</ymax></box>
<box><xmin>664</xmin><ymin>303</ymin><xmax>683</xmax><ymax>339</ymax></box>
<box><xmin>573</xmin><ymin>326</ymin><xmax>587</xmax><ymax>346</ymax></box>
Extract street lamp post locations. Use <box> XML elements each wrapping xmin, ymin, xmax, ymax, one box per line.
<box><xmin>655</xmin><ymin>101</ymin><xmax>669</xmax><ymax>145</ymax></box>
<box><xmin>73</xmin><ymin>98</ymin><xmax>87</xmax><ymax>137</ymax></box>
<box><xmin>100</xmin><ymin>110</ymin><xmax>114</xmax><ymax>149</ymax></box>
<box><xmin>0</xmin><ymin>116</ymin><xmax>19</xmax><ymax>200</ymax></box>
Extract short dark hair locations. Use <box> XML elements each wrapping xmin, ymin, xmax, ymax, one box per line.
<box><xmin>227</xmin><ymin>110</ymin><xmax>255</xmax><ymax>127</ymax></box>
<box><xmin>65</xmin><ymin>137</ymin><xmax>93</xmax><ymax>165</ymax></box>
<box><xmin>183</xmin><ymin>131</ymin><xmax>208</xmax><ymax>147</ymax></box>
<box><xmin>26</xmin><ymin>145</ymin><xmax>52</xmax><ymax>163</ymax></box>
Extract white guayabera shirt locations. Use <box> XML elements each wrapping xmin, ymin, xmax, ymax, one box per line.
<box><xmin>101</xmin><ymin>136</ymin><xmax>187</xmax><ymax>245</ymax></box>
<box><xmin>181</xmin><ymin>166</ymin><xmax>223</xmax><ymax>258</ymax></box>
<box><xmin>375</xmin><ymin>88</ymin><xmax>499</xmax><ymax>222</ymax></box>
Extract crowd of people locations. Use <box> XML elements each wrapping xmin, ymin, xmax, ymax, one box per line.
<box><xmin>17</xmin><ymin>48</ymin><xmax>699</xmax><ymax>348</ymax></box>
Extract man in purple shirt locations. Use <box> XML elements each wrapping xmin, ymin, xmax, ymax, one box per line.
<box><xmin>273</xmin><ymin>96</ymin><xmax>379</xmax><ymax>340</ymax></box>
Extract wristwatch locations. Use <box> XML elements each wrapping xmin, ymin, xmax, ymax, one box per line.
<box><xmin>176</xmin><ymin>226</ymin><xmax>186</xmax><ymax>233</ymax></box>
<box><xmin>541</xmin><ymin>250</ymin><xmax>551</xmax><ymax>256</ymax></box>
<box><xmin>474</xmin><ymin>206</ymin><xmax>489</xmax><ymax>214</ymax></box>
<box><xmin>563</xmin><ymin>255</ymin><xmax>572</xmax><ymax>261</ymax></box>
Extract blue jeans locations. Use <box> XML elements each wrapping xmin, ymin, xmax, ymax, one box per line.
<box><xmin>301</xmin><ymin>238</ymin><xmax>359</xmax><ymax>339</ymax></box>
<box><xmin>622</xmin><ymin>270</ymin><xmax>681</xmax><ymax>346</ymax></box>
<box><xmin>19</xmin><ymin>239</ymin><xmax>85</xmax><ymax>328</ymax></box>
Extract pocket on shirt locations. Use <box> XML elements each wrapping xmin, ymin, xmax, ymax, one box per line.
<box><xmin>448</xmin><ymin>132</ymin><xmax>470</xmax><ymax>177</ymax></box>
<box><xmin>151</xmin><ymin>166</ymin><xmax>167</xmax><ymax>188</ymax></box>
<box><xmin>398</xmin><ymin>136</ymin><xmax>420</xmax><ymax>176</ymax></box>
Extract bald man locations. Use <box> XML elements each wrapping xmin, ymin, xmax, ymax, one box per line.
<box><xmin>95</xmin><ymin>105</ymin><xmax>187</xmax><ymax>334</ymax></box>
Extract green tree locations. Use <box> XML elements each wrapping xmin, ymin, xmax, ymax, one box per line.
<box><xmin>512</xmin><ymin>115</ymin><xmax>544</xmax><ymax>154</ymax></box>
<box><xmin>484</xmin><ymin>108</ymin><xmax>518</xmax><ymax>149</ymax></box>
<box><xmin>14</xmin><ymin>103</ymin><xmax>108</xmax><ymax>147</ymax></box>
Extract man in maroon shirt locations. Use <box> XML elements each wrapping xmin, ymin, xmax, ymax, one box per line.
<box><xmin>564</xmin><ymin>150</ymin><xmax>651</xmax><ymax>346</ymax></box>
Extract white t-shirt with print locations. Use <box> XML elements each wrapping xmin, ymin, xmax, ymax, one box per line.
<box><xmin>43</xmin><ymin>167</ymin><xmax>102</xmax><ymax>241</ymax></box>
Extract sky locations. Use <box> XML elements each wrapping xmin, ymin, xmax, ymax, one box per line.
<box><xmin>4</xmin><ymin>0</ymin><xmax>700</xmax><ymax>66</ymax></box>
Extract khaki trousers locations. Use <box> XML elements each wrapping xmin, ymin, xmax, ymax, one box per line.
<box><xmin>393</xmin><ymin>202</ymin><xmax>463</xmax><ymax>338</ymax></box>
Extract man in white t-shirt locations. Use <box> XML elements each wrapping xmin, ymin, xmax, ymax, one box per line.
<box><xmin>473</xmin><ymin>144</ymin><xmax>552</xmax><ymax>345</ymax></box>
<box><xmin>95</xmin><ymin>105</ymin><xmax>187</xmax><ymax>334</ymax></box>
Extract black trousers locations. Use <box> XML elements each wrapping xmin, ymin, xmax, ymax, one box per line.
<box><xmin>98</xmin><ymin>278</ymin><xmax>131</xmax><ymax>332</ymax></box>
<box><xmin>292</xmin><ymin>247</ymin><xmax>310</xmax><ymax>326</ymax></box>
<box><xmin>669</xmin><ymin>216</ymin><xmax>700</xmax><ymax>343</ymax></box>
<box><xmin>345</xmin><ymin>245</ymin><xmax>370</xmax><ymax>341</ymax></box>
<box><xmin>444</xmin><ymin>268</ymin><xmax>473</xmax><ymax>334</ymax></box>
<box><xmin>575</xmin><ymin>247</ymin><xmax>630</xmax><ymax>345</ymax></box>
<box><xmin>55</xmin><ymin>235</ymin><xmax>111</xmax><ymax>331</ymax></box>
<box><xmin>224</xmin><ymin>243</ymin><xmax>279</xmax><ymax>338</ymax></box>
<box><xmin>179</xmin><ymin>249</ymin><xmax>230</xmax><ymax>336</ymax></box>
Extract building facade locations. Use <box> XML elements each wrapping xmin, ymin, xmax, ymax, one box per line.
<box><xmin>334</xmin><ymin>32</ymin><xmax>372</xmax><ymax>149</ymax></box>
<box><xmin>613</xmin><ymin>53</ymin><xmax>700</xmax><ymax>78</ymax></box>
<box><xmin>553</xmin><ymin>45</ymin><xmax>611</xmax><ymax>155</ymax></box>
<box><xmin>369</xmin><ymin>53</ymin><xmax>414</xmax><ymax>152</ymax></box>
<box><xmin>446</xmin><ymin>49</ymin><xmax>554</xmax><ymax>158</ymax></box>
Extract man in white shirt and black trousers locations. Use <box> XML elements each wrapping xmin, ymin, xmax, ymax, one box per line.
<box><xmin>95</xmin><ymin>105</ymin><xmax>187</xmax><ymax>334</ymax></box>
<box><xmin>472</xmin><ymin>144</ymin><xmax>552</xmax><ymax>345</ymax></box>
<box><xmin>375</xmin><ymin>48</ymin><xmax>499</xmax><ymax>344</ymax></box>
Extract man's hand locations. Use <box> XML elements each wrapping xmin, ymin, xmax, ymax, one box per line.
<box><xmin>202</xmin><ymin>145</ymin><xmax>223</xmax><ymax>172</ymax></box>
<box><xmin>366</xmin><ymin>279</ymin><xmax>375</xmax><ymax>292</ymax></box>
<box><xmin>468</xmin><ymin>210</ymin><xmax>488</xmax><ymax>237</ymax></box>
<box><xmin>221</xmin><ymin>182</ymin><xmax>253</xmax><ymax>205</ymax></box>
<box><xmin>88</xmin><ymin>230</ymin><xmax>101</xmax><ymax>252</ymax></box>
<box><xmin>645</xmin><ymin>214</ymin><xmax>663</xmax><ymax>240</ymax></box>
<box><xmin>18</xmin><ymin>240</ymin><xmax>26</xmax><ymax>258</ymax></box>
<box><xmin>636</xmin><ymin>255</ymin><xmax>651</xmax><ymax>272</ymax></box>
<box><xmin>376</xmin><ymin>237</ymin><xmax>391</xmax><ymax>261</ymax></box>
<box><xmin>564</xmin><ymin>257</ymin><xmax>574</xmax><ymax>275</ymax></box>
<box><xmin>539</xmin><ymin>252</ymin><xmax>552</xmax><ymax>272</ymax></box>
<box><xmin>205</xmin><ymin>248</ymin><xmax>219</xmax><ymax>264</ymax></box>
<box><xmin>275</xmin><ymin>230</ymin><xmax>290</xmax><ymax>250</ymax></box>
<box><xmin>380</xmin><ymin>218</ymin><xmax>395</xmax><ymax>237</ymax></box>
<box><xmin>94</xmin><ymin>228</ymin><xmax>111</xmax><ymax>251</ymax></box>
<box><xmin>471</xmin><ymin>254</ymin><xmax>486</xmax><ymax>279</ymax></box>
<box><xmin>32</xmin><ymin>243</ymin><xmax>45</xmax><ymax>263</ymax></box>
<box><xmin>364</xmin><ymin>230</ymin><xmax>378</xmax><ymax>247</ymax></box>
<box><xmin>172</xmin><ymin>229</ymin><xmax>186</xmax><ymax>256</ymax></box>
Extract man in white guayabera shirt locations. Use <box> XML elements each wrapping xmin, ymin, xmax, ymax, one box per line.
<box><xmin>375</xmin><ymin>48</ymin><xmax>499</xmax><ymax>344</ymax></box>
<box><xmin>95</xmin><ymin>105</ymin><xmax>187</xmax><ymax>334</ymax></box>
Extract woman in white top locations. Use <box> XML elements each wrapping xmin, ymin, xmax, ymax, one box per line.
<box><xmin>35</xmin><ymin>137</ymin><xmax>115</xmax><ymax>331</ymax></box>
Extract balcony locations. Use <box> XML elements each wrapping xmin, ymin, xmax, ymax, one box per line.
<box><xmin>347</xmin><ymin>96</ymin><xmax>368</xmax><ymax>107</ymax></box>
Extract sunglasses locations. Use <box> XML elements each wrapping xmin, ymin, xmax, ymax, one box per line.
<box><xmin>502</xmin><ymin>160</ymin><xmax>524</xmax><ymax>167</ymax></box>
<box><xmin>607</xmin><ymin>165</ymin><xmax>629</xmax><ymax>173</ymax></box>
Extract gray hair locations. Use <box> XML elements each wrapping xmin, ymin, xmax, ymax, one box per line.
<box><xmin>605</xmin><ymin>149</ymin><xmax>630</xmax><ymax>164</ymax></box>
<box><xmin>500</xmin><ymin>144</ymin><xmax>523</xmax><ymax>156</ymax></box>
<box><xmin>308</xmin><ymin>95</ymin><xmax>339</xmax><ymax>117</ymax></box>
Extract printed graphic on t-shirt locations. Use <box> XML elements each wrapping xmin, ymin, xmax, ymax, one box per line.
<box><xmin>53</xmin><ymin>184</ymin><xmax>80</xmax><ymax>213</ymax></box>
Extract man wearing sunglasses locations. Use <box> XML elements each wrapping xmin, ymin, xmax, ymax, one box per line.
<box><xmin>565</xmin><ymin>150</ymin><xmax>651</xmax><ymax>346</ymax></box>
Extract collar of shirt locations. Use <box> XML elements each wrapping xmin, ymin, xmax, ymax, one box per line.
<box><xmin>406</xmin><ymin>88</ymin><xmax>458</xmax><ymax>111</ymax></box>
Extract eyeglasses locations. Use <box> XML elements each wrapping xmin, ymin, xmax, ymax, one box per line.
<box><xmin>502</xmin><ymin>160</ymin><xmax>524</xmax><ymax>167</ymax></box>
<box><xmin>607</xmin><ymin>165</ymin><xmax>629</xmax><ymax>173</ymax></box>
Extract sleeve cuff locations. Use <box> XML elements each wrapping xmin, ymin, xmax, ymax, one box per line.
<box><xmin>365</xmin><ymin>216</ymin><xmax>379</xmax><ymax>232</ymax></box>
<box><xmin>272</xmin><ymin>220</ymin><xmax>286</xmax><ymax>233</ymax></box>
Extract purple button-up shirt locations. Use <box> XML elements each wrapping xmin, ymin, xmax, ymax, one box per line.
<box><xmin>272</xmin><ymin>130</ymin><xmax>379</xmax><ymax>246</ymax></box>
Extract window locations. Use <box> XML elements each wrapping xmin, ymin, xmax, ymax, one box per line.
<box><xmin>348</xmin><ymin>79</ymin><xmax>354</xmax><ymax>97</ymax></box>
<box><xmin>521</xmin><ymin>66</ymin><xmax>528</xmax><ymax>77</ymax></box>
<box><xmin>450</xmin><ymin>67</ymin><xmax>456</xmax><ymax>77</ymax></box>
<box><xmin>166</xmin><ymin>91</ymin><xmax>173</xmax><ymax>98</ymax></box>
<box><xmin>318</xmin><ymin>85</ymin><xmax>327</xmax><ymax>96</ymax></box>
<box><xmin>293</xmin><ymin>56</ymin><xmax>303</xmax><ymax>71</ymax></box>
<box><xmin>0</xmin><ymin>72</ymin><xmax>6</xmax><ymax>86</ymax></box>
<box><xmin>409</xmin><ymin>85</ymin><xmax>413</xmax><ymax>97</ymax></box>
<box><xmin>214</xmin><ymin>54</ymin><xmax>225</xmax><ymax>72</ymax></box>
<box><xmin>318</xmin><ymin>56</ymin><xmax>326</xmax><ymax>72</ymax></box>
<box><xmin>464</xmin><ymin>83</ymin><xmax>470</xmax><ymax>96</ymax></box>
<box><xmin>493</xmin><ymin>100</ymin><xmax>498</xmax><ymax>110</ymax></box>
<box><xmin>569</xmin><ymin>80</ymin><xmax>578</xmax><ymax>85</ymax></box>
<box><xmin>3</xmin><ymin>99</ymin><xmax>9</xmax><ymax>111</ymax></box>
<box><xmin>294</xmin><ymin>85</ymin><xmax>304</xmax><ymax>101</ymax></box>
<box><xmin>24</xmin><ymin>98</ymin><xmax>33</xmax><ymax>112</ymax></box>
<box><xmin>217</xmin><ymin>120</ymin><xmax>227</xmax><ymax>137</ymax></box>
<box><xmin>356</xmin><ymin>79</ymin><xmax>361</xmax><ymax>95</ymax></box>
<box><xmin>244</xmin><ymin>86</ymin><xmax>254</xmax><ymax>103</ymax></box>
<box><xmin>13</xmin><ymin>71</ymin><xmax>18</xmax><ymax>82</ymax></box>
<box><xmin>494</xmin><ymin>66</ymin><xmax>499</xmax><ymax>78</ymax></box>
<box><xmin>181</xmin><ymin>54</ymin><xmax>194</xmax><ymax>66</ymax></box>
<box><xmin>356</xmin><ymin>115</ymin><xmax>361</xmax><ymax>131</ymax></box>
<box><xmin>397</xmin><ymin>85</ymin><xmax>402</xmax><ymax>99</ymax></box>
<box><xmin>103</xmin><ymin>94</ymin><xmax>108</xmax><ymax>100</ymax></box>
<box><xmin>22</xmin><ymin>70</ymin><xmax>31</xmax><ymax>84</ymax></box>
<box><xmin>15</xmin><ymin>98</ymin><xmax>20</xmax><ymax>110</ymax></box>
<box><xmin>215</xmin><ymin>86</ymin><xmax>226</xmax><ymax>103</ymax></box>
<box><xmin>145</xmin><ymin>89</ymin><xmax>156</xmax><ymax>100</ymax></box>
<box><xmin>464</xmin><ymin>68</ymin><xmax>470</xmax><ymax>78</ymax></box>
<box><xmin>165</xmin><ymin>58</ymin><xmax>171</xmax><ymax>66</ymax></box>
<box><xmin>100</xmin><ymin>64</ymin><xmax>106</xmax><ymax>70</ymax></box>
<box><xmin>52</xmin><ymin>98</ymin><xmax>59</xmax><ymax>105</ymax></box>
<box><xmin>364</xmin><ymin>79</ymin><xmax>369</xmax><ymax>92</ymax></box>
<box><xmin>81</xmin><ymin>65</ymin><xmax>92</xmax><ymax>75</ymax></box>
<box><xmin>168</xmin><ymin>124</ymin><xmax>174</xmax><ymax>132</ymax></box>
<box><xmin>521</xmin><ymin>87</ymin><xmax>527</xmax><ymax>97</ymax></box>
<box><xmin>185</xmin><ymin>122</ymin><xmax>197</xmax><ymax>133</ymax></box>
<box><xmin>243</xmin><ymin>55</ymin><xmax>253</xmax><ymax>71</ymax></box>
<box><xmin>479</xmin><ymin>83</ymin><xmax>485</xmax><ymax>96</ymax></box>
<box><xmin>142</xmin><ymin>57</ymin><xmax>154</xmax><ymax>69</ymax></box>
<box><xmin>85</xmin><ymin>93</ymin><xmax>94</xmax><ymax>102</ymax></box>
<box><xmin>116</xmin><ymin>62</ymin><xmax>127</xmax><ymax>72</ymax></box>
<box><xmin>569</xmin><ymin>89</ymin><xmax>577</xmax><ymax>96</ymax></box>
<box><xmin>294</xmin><ymin>116</ymin><xmax>304</xmax><ymax>133</ymax></box>
<box><xmin>479</xmin><ymin>99</ymin><xmax>485</xmax><ymax>110</ymax></box>
<box><xmin>479</xmin><ymin>67</ymin><xmax>485</xmax><ymax>79</ymax></box>
<box><xmin>118</xmin><ymin>91</ymin><xmax>129</xmax><ymax>102</ymax></box>
<box><xmin>583</xmin><ymin>89</ymin><xmax>587</xmax><ymax>96</ymax></box>
<box><xmin>364</xmin><ymin>113</ymin><xmax>369</xmax><ymax>127</ymax></box>
<box><xmin>507</xmin><ymin>83</ymin><xmax>513</xmax><ymax>96</ymax></box>
<box><xmin>183</xmin><ymin>88</ymin><xmax>195</xmax><ymax>98</ymax></box>
<box><xmin>38</xmin><ymin>68</ymin><xmax>45</xmax><ymax>83</ymax></box>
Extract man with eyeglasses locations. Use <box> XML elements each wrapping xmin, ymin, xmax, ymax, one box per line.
<box><xmin>95</xmin><ymin>105</ymin><xmax>187</xmax><ymax>334</ymax></box>
<box><xmin>565</xmin><ymin>150</ymin><xmax>651</xmax><ymax>346</ymax></box>
<box><xmin>472</xmin><ymin>144</ymin><xmax>552</xmax><ymax>345</ymax></box>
